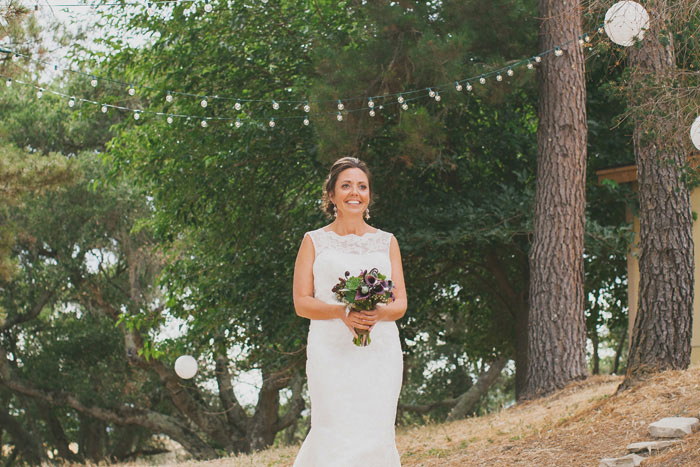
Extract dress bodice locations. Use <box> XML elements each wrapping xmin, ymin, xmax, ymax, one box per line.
<box><xmin>306</xmin><ymin>228</ymin><xmax>393</xmax><ymax>306</ymax></box>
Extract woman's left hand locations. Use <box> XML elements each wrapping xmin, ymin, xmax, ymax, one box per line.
<box><xmin>360</xmin><ymin>309</ymin><xmax>381</xmax><ymax>331</ymax></box>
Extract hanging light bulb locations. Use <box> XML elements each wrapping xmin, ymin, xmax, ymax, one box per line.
<box><xmin>167</xmin><ymin>115</ymin><xmax>173</xmax><ymax>124</ymax></box>
<box><xmin>398</xmin><ymin>94</ymin><xmax>404</xmax><ymax>104</ymax></box>
<box><xmin>201</xmin><ymin>98</ymin><xmax>208</xmax><ymax>108</ymax></box>
<box><xmin>201</xmin><ymin>119</ymin><xmax>208</xmax><ymax>127</ymax></box>
<box><xmin>36</xmin><ymin>88</ymin><xmax>43</xmax><ymax>98</ymax></box>
<box><xmin>434</xmin><ymin>92</ymin><xmax>441</xmax><ymax>102</ymax></box>
<box><xmin>554</xmin><ymin>46</ymin><xmax>563</xmax><ymax>57</ymax></box>
<box><xmin>304</xmin><ymin>101</ymin><xmax>310</xmax><ymax>112</ymax></box>
<box><xmin>598</xmin><ymin>26</ymin><xmax>604</xmax><ymax>34</ymax></box>
<box><xmin>101</xmin><ymin>104</ymin><xmax>108</xmax><ymax>113</ymax></box>
<box><xmin>507</xmin><ymin>67</ymin><xmax>514</xmax><ymax>76</ymax></box>
<box><xmin>204</xmin><ymin>2</ymin><xmax>213</xmax><ymax>13</ymax></box>
<box><xmin>135</xmin><ymin>111</ymin><xmax>142</xmax><ymax>120</ymax></box>
<box><xmin>401</xmin><ymin>103</ymin><xmax>408</xmax><ymax>111</ymax></box>
<box><xmin>534</xmin><ymin>55</ymin><xmax>542</xmax><ymax>63</ymax></box>
<box><xmin>369</xmin><ymin>109</ymin><xmax>375</xmax><ymax>117</ymax></box>
<box><xmin>128</xmin><ymin>85</ymin><xmax>136</xmax><ymax>96</ymax></box>
<box><xmin>428</xmin><ymin>88</ymin><xmax>436</xmax><ymax>98</ymax></box>
<box><xmin>368</xmin><ymin>97</ymin><xmax>375</xmax><ymax>108</ymax></box>
<box><xmin>272</xmin><ymin>100</ymin><xmax>279</xmax><ymax>110</ymax></box>
<box><xmin>336</xmin><ymin>112</ymin><xmax>343</xmax><ymax>121</ymax></box>
<box><xmin>479</xmin><ymin>75</ymin><xmax>486</xmax><ymax>84</ymax></box>
<box><xmin>578</xmin><ymin>36</ymin><xmax>585</xmax><ymax>45</ymax></box>
<box><xmin>466</xmin><ymin>82</ymin><xmax>473</xmax><ymax>92</ymax></box>
<box><xmin>455</xmin><ymin>82</ymin><xmax>463</xmax><ymax>92</ymax></box>
<box><xmin>68</xmin><ymin>97</ymin><xmax>76</xmax><ymax>108</ymax></box>
<box><xmin>527</xmin><ymin>60</ymin><xmax>534</xmax><ymax>70</ymax></box>
<box><xmin>234</xmin><ymin>100</ymin><xmax>242</xmax><ymax>110</ymax></box>
<box><xmin>584</xmin><ymin>34</ymin><xmax>591</xmax><ymax>42</ymax></box>
<box><xmin>5</xmin><ymin>78</ymin><xmax>11</xmax><ymax>87</ymax></box>
<box><xmin>90</xmin><ymin>76</ymin><xmax>98</xmax><ymax>87</ymax></box>
<box><xmin>269</xmin><ymin>118</ymin><xmax>275</xmax><ymax>128</ymax></box>
<box><xmin>12</xmin><ymin>53</ymin><xmax>18</xmax><ymax>62</ymax></box>
<box><xmin>166</xmin><ymin>91</ymin><xmax>173</xmax><ymax>103</ymax></box>
<box><xmin>337</xmin><ymin>100</ymin><xmax>344</xmax><ymax>111</ymax></box>
<box><xmin>303</xmin><ymin>117</ymin><xmax>310</xmax><ymax>126</ymax></box>
<box><xmin>496</xmin><ymin>74</ymin><xmax>503</xmax><ymax>82</ymax></box>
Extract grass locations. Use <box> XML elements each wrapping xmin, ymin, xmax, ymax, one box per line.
<box><xmin>115</xmin><ymin>367</ymin><xmax>700</xmax><ymax>466</ymax></box>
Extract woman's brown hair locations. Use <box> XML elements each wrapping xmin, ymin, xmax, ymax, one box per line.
<box><xmin>321</xmin><ymin>157</ymin><xmax>373</xmax><ymax>217</ymax></box>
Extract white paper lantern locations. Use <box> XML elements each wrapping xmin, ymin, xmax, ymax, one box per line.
<box><xmin>604</xmin><ymin>1</ymin><xmax>650</xmax><ymax>47</ymax></box>
<box><xmin>691</xmin><ymin>116</ymin><xmax>700</xmax><ymax>150</ymax></box>
<box><xmin>174</xmin><ymin>355</ymin><xmax>198</xmax><ymax>379</ymax></box>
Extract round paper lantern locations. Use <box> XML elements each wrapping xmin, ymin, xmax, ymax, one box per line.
<box><xmin>174</xmin><ymin>355</ymin><xmax>198</xmax><ymax>379</ymax></box>
<box><xmin>604</xmin><ymin>1</ymin><xmax>650</xmax><ymax>47</ymax></box>
<box><xmin>691</xmin><ymin>116</ymin><xmax>700</xmax><ymax>150</ymax></box>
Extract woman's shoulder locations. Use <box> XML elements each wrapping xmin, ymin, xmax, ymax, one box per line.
<box><xmin>303</xmin><ymin>227</ymin><xmax>325</xmax><ymax>244</ymax></box>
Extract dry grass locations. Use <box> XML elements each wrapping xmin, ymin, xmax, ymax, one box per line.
<box><xmin>118</xmin><ymin>367</ymin><xmax>700</xmax><ymax>466</ymax></box>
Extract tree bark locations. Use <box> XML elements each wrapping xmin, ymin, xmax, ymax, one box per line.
<box><xmin>613</xmin><ymin>326</ymin><xmax>626</xmax><ymax>375</ymax></box>
<box><xmin>622</xmin><ymin>0</ymin><xmax>694</xmax><ymax>387</ymax></box>
<box><xmin>591</xmin><ymin>323</ymin><xmax>600</xmax><ymax>375</ymax></box>
<box><xmin>78</xmin><ymin>414</ymin><xmax>106</xmax><ymax>462</ymax></box>
<box><xmin>214</xmin><ymin>354</ymin><xmax>249</xmax><ymax>439</ymax></box>
<box><xmin>483</xmin><ymin>252</ymin><xmax>529</xmax><ymax>398</ymax></box>
<box><xmin>0</xmin><ymin>349</ymin><xmax>217</xmax><ymax>460</ymax></box>
<box><xmin>521</xmin><ymin>0</ymin><xmax>588</xmax><ymax>399</ymax></box>
<box><xmin>446</xmin><ymin>356</ymin><xmax>508</xmax><ymax>421</ymax></box>
<box><xmin>38</xmin><ymin>402</ymin><xmax>80</xmax><ymax>462</ymax></box>
<box><xmin>0</xmin><ymin>405</ymin><xmax>46</xmax><ymax>465</ymax></box>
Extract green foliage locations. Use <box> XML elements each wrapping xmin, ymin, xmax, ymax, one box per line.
<box><xmin>0</xmin><ymin>0</ymin><xmax>642</xmax><ymax>460</ymax></box>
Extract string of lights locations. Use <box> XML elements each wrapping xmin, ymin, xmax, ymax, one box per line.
<box><xmin>0</xmin><ymin>25</ymin><xmax>605</xmax><ymax>128</ymax></box>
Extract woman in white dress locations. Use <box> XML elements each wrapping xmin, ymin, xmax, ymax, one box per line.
<box><xmin>292</xmin><ymin>157</ymin><xmax>407</xmax><ymax>466</ymax></box>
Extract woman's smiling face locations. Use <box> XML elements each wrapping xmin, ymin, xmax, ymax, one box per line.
<box><xmin>330</xmin><ymin>167</ymin><xmax>371</xmax><ymax>217</ymax></box>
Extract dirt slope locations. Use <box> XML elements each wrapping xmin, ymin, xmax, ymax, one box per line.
<box><xmin>122</xmin><ymin>367</ymin><xmax>700</xmax><ymax>466</ymax></box>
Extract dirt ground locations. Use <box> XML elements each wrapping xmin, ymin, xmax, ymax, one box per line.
<box><xmin>115</xmin><ymin>367</ymin><xmax>700</xmax><ymax>466</ymax></box>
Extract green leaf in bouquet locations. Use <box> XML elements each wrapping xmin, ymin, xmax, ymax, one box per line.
<box><xmin>346</xmin><ymin>276</ymin><xmax>362</xmax><ymax>289</ymax></box>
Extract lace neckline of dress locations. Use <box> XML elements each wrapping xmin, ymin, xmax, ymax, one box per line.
<box><xmin>321</xmin><ymin>228</ymin><xmax>381</xmax><ymax>238</ymax></box>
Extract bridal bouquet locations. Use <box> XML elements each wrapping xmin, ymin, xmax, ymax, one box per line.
<box><xmin>332</xmin><ymin>268</ymin><xmax>394</xmax><ymax>347</ymax></box>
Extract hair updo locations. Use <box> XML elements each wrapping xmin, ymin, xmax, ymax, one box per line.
<box><xmin>321</xmin><ymin>157</ymin><xmax>373</xmax><ymax>217</ymax></box>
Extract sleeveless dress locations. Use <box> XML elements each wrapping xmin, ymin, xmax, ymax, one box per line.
<box><xmin>293</xmin><ymin>228</ymin><xmax>403</xmax><ymax>467</ymax></box>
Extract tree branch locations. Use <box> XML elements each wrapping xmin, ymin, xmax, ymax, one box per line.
<box><xmin>0</xmin><ymin>289</ymin><xmax>53</xmax><ymax>331</ymax></box>
<box><xmin>0</xmin><ymin>346</ymin><xmax>215</xmax><ymax>459</ymax></box>
<box><xmin>215</xmin><ymin>354</ymin><xmax>249</xmax><ymax>436</ymax></box>
<box><xmin>0</xmin><ymin>404</ymin><xmax>46</xmax><ymax>464</ymax></box>
<box><xmin>398</xmin><ymin>397</ymin><xmax>459</xmax><ymax>415</ymax></box>
<box><xmin>0</xmin><ymin>375</ymin><xmax>216</xmax><ymax>459</ymax></box>
<box><xmin>446</xmin><ymin>356</ymin><xmax>508</xmax><ymax>421</ymax></box>
<box><xmin>273</xmin><ymin>372</ymin><xmax>305</xmax><ymax>433</ymax></box>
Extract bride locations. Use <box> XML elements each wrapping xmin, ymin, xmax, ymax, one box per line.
<box><xmin>292</xmin><ymin>157</ymin><xmax>407</xmax><ymax>466</ymax></box>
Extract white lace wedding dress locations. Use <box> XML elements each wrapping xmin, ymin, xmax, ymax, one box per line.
<box><xmin>294</xmin><ymin>228</ymin><xmax>403</xmax><ymax>467</ymax></box>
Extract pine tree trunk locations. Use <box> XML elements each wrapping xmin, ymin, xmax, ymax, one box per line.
<box><xmin>623</xmin><ymin>0</ymin><xmax>694</xmax><ymax>385</ymax></box>
<box><xmin>613</xmin><ymin>327</ymin><xmax>626</xmax><ymax>375</ymax></box>
<box><xmin>521</xmin><ymin>0</ymin><xmax>588</xmax><ymax>399</ymax></box>
<box><xmin>591</xmin><ymin>328</ymin><xmax>600</xmax><ymax>375</ymax></box>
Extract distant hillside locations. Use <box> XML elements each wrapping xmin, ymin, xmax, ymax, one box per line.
<box><xmin>119</xmin><ymin>367</ymin><xmax>700</xmax><ymax>466</ymax></box>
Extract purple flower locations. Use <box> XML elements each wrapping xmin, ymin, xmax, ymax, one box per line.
<box><xmin>365</xmin><ymin>274</ymin><xmax>377</xmax><ymax>286</ymax></box>
<box><xmin>355</xmin><ymin>284</ymin><xmax>371</xmax><ymax>301</ymax></box>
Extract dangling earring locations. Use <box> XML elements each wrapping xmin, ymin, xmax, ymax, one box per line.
<box><xmin>364</xmin><ymin>208</ymin><xmax>370</xmax><ymax>220</ymax></box>
<box><xmin>333</xmin><ymin>204</ymin><xmax>338</xmax><ymax>218</ymax></box>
